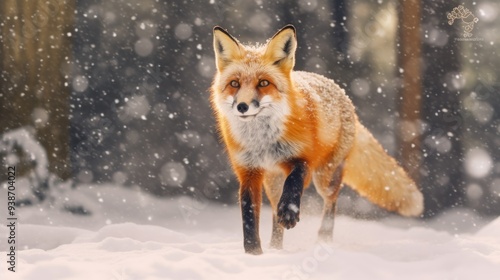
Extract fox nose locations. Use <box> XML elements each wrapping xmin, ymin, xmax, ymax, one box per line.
<box><xmin>236</xmin><ymin>102</ymin><xmax>249</xmax><ymax>114</ymax></box>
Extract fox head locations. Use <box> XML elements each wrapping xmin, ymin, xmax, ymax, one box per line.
<box><xmin>211</xmin><ymin>25</ymin><xmax>297</xmax><ymax>122</ymax></box>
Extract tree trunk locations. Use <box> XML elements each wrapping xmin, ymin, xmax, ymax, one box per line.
<box><xmin>0</xmin><ymin>0</ymin><xmax>74</xmax><ymax>179</ymax></box>
<box><xmin>397</xmin><ymin>0</ymin><xmax>422</xmax><ymax>183</ymax></box>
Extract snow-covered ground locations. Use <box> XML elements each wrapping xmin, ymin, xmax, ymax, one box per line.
<box><xmin>1</xmin><ymin>184</ymin><xmax>500</xmax><ymax>280</ymax></box>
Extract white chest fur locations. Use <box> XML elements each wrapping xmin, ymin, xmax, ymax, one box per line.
<box><xmin>228</xmin><ymin>115</ymin><xmax>299</xmax><ymax>169</ymax></box>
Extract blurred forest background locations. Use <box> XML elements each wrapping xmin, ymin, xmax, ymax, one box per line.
<box><xmin>1</xmin><ymin>0</ymin><xmax>499</xmax><ymax>218</ymax></box>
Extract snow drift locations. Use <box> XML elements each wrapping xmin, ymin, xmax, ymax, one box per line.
<box><xmin>0</xmin><ymin>184</ymin><xmax>499</xmax><ymax>280</ymax></box>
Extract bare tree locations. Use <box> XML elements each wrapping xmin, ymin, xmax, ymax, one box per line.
<box><xmin>398</xmin><ymin>0</ymin><xmax>465</xmax><ymax>217</ymax></box>
<box><xmin>397</xmin><ymin>0</ymin><xmax>422</xmax><ymax>183</ymax></box>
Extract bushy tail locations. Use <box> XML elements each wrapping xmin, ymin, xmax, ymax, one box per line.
<box><xmin>343</xmin><ymin>122</ymin><xmax>424</xmax><ymax>217</ymax></box>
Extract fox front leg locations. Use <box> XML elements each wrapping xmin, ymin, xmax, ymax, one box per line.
<box><xmin>277</xmin><ymin>160</ymin><xmax>309</xmax><ymax>229</ymax></box>
<box><xmin>237</xmin><ymin>168</ymin><xmax>264</xmax><ymax>254</ymax></box>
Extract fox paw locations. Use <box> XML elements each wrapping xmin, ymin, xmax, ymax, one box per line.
<box><xmin>244</xmin><ymin>245</ymin><xmax>263</xmax><ymax>255</ymax></box>
<box><xmin>277</xmin><ymin>201</ymin><xmax>300</xmax><ymax>229</ymax></box>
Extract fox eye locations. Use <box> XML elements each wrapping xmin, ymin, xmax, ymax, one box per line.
<box><xmin>230</xmin><ymin>80</ymin><xmax>240</xmax><ymax>88</ymax></box>
<box><xmin>258</xmin><ymin>80</ymin><xmax>270</xmax><ymax>87</ymax></box>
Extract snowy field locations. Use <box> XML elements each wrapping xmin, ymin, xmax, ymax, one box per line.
<box><xmin>1</xmin><ymin>184</ymin><xmax>500</xmax><ymax>280</ymax></box>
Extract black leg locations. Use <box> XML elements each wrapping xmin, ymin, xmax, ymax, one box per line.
<box><xmin>277</xmin><ymin>160</ymin><xmax>308</xmax><ymax>229</ymax></box>
<box><xmin>240</xmin><ymin>188</ymin><xmax>262</xmax><ymax>254</ymax></box>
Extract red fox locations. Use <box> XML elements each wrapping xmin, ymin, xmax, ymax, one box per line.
<box><xmin>210</xmin><ymin>25</ymin><xmax>424</xmax><ymax>254</ymax></box>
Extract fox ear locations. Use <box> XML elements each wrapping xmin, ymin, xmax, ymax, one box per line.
<box><xmin>264</xmin><ymin>25</ymin><xmax>297</xmax><ymax>72</ymax></box>
<box><xmin>213</xmin><ymin>26</ymin><xmax>242</xmax><ymax>71</ymax></box>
